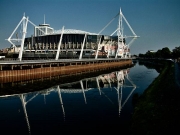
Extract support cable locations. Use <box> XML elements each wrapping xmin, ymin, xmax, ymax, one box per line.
<box><xmin>122</xmin><ymin>14</ymin><xmax>137</xmax><ymax>37</ymax></box>
<box><xmin>98</xmin><ymin>13</ymin><xmax>119</xmax><ymax>35</ymax></box>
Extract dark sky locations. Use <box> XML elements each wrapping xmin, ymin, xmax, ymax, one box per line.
<box><xmin>0</xmin><ymin>0</ymin><xmax>180</xmax><ymax>54</ymax></box>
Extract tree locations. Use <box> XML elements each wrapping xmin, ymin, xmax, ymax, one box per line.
<box><xmin>145</xmin><ymin>51</ymin><xmax>155</xmax><ymax>58</ymax></box>
<box><xmin>139</xmin><ymin>53</ymin><xmax>145</xmax><ymax>58</ymax></box>
<box><xmin>155</xmin><ymin>49</ymin><xmax>162</xmax><ymax>58</ymax></box>
<box><xmin>172</xmin><ymin>46</ymin><xmax>180</xmax><ymax>58</ymax></box>
<box><xmin>161</xmin><ymin>47</ymin><xmax>171</xmax><ymax>59</ymax></box>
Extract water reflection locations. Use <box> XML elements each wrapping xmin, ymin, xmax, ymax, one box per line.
<box><xmin>0</xmin><ymin>68</ymin><xmax>136</xmax><ymax>134</ymax></box>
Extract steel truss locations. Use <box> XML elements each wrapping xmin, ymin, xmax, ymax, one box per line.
<box><xmin>6</xmin><ymin>14</ymin><xmax>47</xmax><ymax>61</ymax></box>
<box><xmin>99</xmin><ymin>8</ymin><xmax>140</xmax><ymax>58</ymax></box>
<box><xmin>6</xmin><ymin>8</ymin><xmax>139</xmax><ymax>61</ymax></box>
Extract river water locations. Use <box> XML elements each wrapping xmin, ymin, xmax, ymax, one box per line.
<box><xmin>0</xmin><ymin>61</ymin><xmax>159</xmax><ymax>135</ymax></box>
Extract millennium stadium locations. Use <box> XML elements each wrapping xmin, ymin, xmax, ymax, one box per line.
<box><xmin>6</xmin><ymin>9</ymin><xmax>139</xmax><ymax>60</ymax></box>
<box><xmin>23</xmin><ymin>26</ymin><xmax>121</xmax><ymax>59</ymax></box>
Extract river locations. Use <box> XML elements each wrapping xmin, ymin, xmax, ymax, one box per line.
<box><xmin>0</xmin><ymin>61</ymin><xmax>159</xmax><ymax>135</ymax></box>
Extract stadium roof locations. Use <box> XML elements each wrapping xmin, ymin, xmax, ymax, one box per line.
<box><xmin>54</xmin><ymin>29</ymin><xmax>98</xmax><ymax>35</ymax></box>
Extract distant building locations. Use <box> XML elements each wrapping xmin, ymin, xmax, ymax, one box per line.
<box><xmin>8</xmin><ymin>45</ymin><xmax>21</xmax><ymax>53</ymax></box>
<box><xmin>148</xmin><ymin>50</ymin><xmax>155</xmax><ymax>53</ymax></box>
<box><xmin>2</xmin><ymin>48</ymin><xmax>8</xmax><ymax>53</ymax></box>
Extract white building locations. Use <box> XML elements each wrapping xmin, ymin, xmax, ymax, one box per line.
<box><xmin>34</xmin><ymin>23</ymin><xmax>54</xmax><ymax>36</ymax></box>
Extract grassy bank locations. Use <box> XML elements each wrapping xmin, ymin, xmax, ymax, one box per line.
<box><xmin>130</xmin><ymin>61</ymin><xmax>180</xmax><ymax>135</ymax></box>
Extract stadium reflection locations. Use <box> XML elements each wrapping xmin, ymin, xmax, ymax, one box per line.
<box><xmin>0</xmin><ymin>68</ymin><xmax>136</xmax><ymax>134</ymax></box>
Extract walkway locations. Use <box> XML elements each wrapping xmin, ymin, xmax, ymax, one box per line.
<box><xmin>175</xmin><ymin>62</ymin><xmax>180</xmax><ymax>88</ymax></box>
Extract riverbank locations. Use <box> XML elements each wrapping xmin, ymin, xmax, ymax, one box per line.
<box><xmin>0</xmin><ymin>59</ymin><xmax>132</xmax><ymax>83</ymax></box>
<box><xmin>130</xmin><ymin>61</ymin><xmax>180</xmax><ymax>134</ymax></box>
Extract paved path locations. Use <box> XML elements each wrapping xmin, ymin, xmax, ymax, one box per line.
<box><xmin>0</xmin><ymin>58</ymin><xmax>130</xmax><ymax>65</ymax></box>
<box><xmin>175</xmin><ymin>62</ymin><xmax>180</xmax><ymax>88</ymax></box>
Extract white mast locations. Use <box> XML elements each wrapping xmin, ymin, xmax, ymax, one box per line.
<box><xmin>79</xmin><ymin>34</ymin><xmax>87</xmax><ymax>59</ymax></box>
<box><xmin>115</xmin><ymin>8</ymin><xmax>123</xmax><ymax>58</ymax></box>
<box><xmin>44</xmin><ymin>14</ymin><xmax>45</xmax><ymax>24</ymax></box>
<box><xmin>95</xmin><ymin>36</ymin><xmax>102</xmax><ymax>59</ymax></box>
<box><xmin>18</xmin><ymin>14</ymin><xmax>29</xmax><ymax>61</ymax></box>
<box><xmin>55</xmin><ymin>26</ymin><xmax>64</xmax><ymax>60</ymax></box>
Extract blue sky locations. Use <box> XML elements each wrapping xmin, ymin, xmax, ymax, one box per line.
<box><xmin>0</xmin><ymin>0</ymin><xmax>180</xmax><ymax>54</ymax></box>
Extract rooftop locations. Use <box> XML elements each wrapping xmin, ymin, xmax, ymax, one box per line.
<box><xmin>53</xmin><ymin>29</ymin><xmax>98</xmax><ymax>35</ymax></box>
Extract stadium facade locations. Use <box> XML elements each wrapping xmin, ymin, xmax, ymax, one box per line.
<box><xmin>22</xmin><ymin>22</ymin><xmax>126</xmax><ymax>59</ymax></box>
<box><xmin>6</xmin><ymin>9</ymin><xmax>138</xmax><ymax>60</ymax></box>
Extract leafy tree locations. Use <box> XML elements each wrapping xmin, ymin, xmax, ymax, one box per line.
<box><xmin>145</xmin><ymin>51</ymin><xmax>155</xmax><ymax>58</ymax></box>
<box><xmin>172</xmin><ymin>46</ymin><xmax>180</xmax><ymax>58</ymax></box>
<box><xmin>155</xmin><ymin>49</ymin><xmax>162</xmax><ymax>58</ymax></box>
<box><xmin>138</xmin><ymin>47</ymin><xmax>175</xmax><ymax>59</ymax></box>
<box><xmin>161</xmin><ymin>47</ymin><xmax>171</xmax><ymax>58</ymax></box>
<box><xmin>139</xmin><ymin>53</ymin><xmax>145</xmax><ymax>58</ymax></box>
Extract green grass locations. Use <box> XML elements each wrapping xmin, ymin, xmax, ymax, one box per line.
<box><xmin>130</xmin><ymin>61</ymin><xmax>180</xmax><ymax>135</ymax></box>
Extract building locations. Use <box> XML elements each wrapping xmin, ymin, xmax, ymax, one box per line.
<box><xmin>6</xmin><ymin>9</ymin><xmax>137</xmax><ymax>60</ymax></box>
<box><xmin>22</xmin><ymin>23</ymin><xmax>127</xmax><ymax>59</ymax></box>
<box><xmin>34</xmin><ymin>23</ymin><xmax>54</xmax><ymax>36</ymax></box>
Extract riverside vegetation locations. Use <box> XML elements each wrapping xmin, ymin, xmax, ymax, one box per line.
<box><xmin>130</xmin><ymin>60</ymin><xmax>180</xmax><ymax>135</ymax></box>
